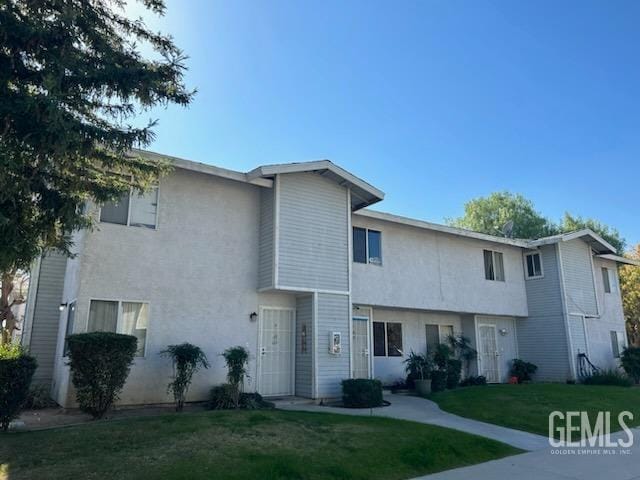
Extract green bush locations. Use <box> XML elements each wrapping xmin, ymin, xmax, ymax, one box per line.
<box><xmin>582</xmin><ymin>369</ymin><xmax>632</xmax><ymax>387</ymax></box>
<box><xmin>24</xmin><ymin>384</ymin><xmax>56</xmax><ymax>410</ymax></box>
<box><xmin>430</xmin><ymin>370</ymin><xmax>447</xmax><ymax>393</ymax></box>
<box><xmin>0</xmin><ymin>344</ymin><xmax>37</xmax><ymax>431</ymax></box>
<box><xmin>208</xmin><ymin>384</ymin><xmax>274</xmax><ymax>410</ymax></box>
<box><xmin>341</xmin><ymin>379</ymin><xmax>383</xmax><ymax>408</ymax></box>
<box><xmin>67</xmin><ymin>332</ymin><xmax>137</xmax><ymax>419</ymax></box>
<box><xmin>459</xmin><ymin>375</ymin><xmax>487</xmax><ymax>387</ymax></box>
<box><xmin>510</xmin><ymin>359</ymin><xmax>537</xmax><ymax>383</ymax></box>
<box><xmin>221</xmin><ymin>346</ymin><xmax>249</xmax><ymax>408</ymax></box>
<box><xmin>621</xmin><ymin>347</ymin><xmax>640</xmax><ymax>384</ymax></box>
<box><xmin>162</xmin><ymin>343</ymin><xmax>209</xmax><ymax>412</ymax></box>
<box><xmin>446</xmin><ymin>359</ymin><xmax>462</xmax><ymax>389</ymax></box>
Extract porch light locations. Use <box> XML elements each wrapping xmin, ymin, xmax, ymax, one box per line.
<box><xmin>59</xmin><ymin>303</ymin><xmax>68</xmax><ymax>312</ymax></box>
<box><xmin>249</xmin><ymin>312</ymin><xmax>258</xmax><ymax>322</ymax></box>
<box><xmin>499</xmin><ymin>328</ymin><xmax>508</xmax><ymax>336</ymax></box>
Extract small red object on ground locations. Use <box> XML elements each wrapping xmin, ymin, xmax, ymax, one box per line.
<box><xmin>508</xmin><ymin>376</ymin><xmax>519</xmax><ymax>384</ymax></box>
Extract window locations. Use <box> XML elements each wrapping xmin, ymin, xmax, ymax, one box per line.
<box><xmin>353</xmin><ymin>227</ymin><xmax>382</xmax><ymax>265</ymax></box>
<box><xmin>100</xmin><ymin>186</ymin><xmax>158</xmax><ymax>229</ymax></box>
<box><xmin>426</xmin><ymin>324</ymin><xmax>453</xmax><ymax>354</ymax></box>
<box><xmin>602</xmin><ymin>267</ymin><xmax>612</xmax><ymax>294</ymax></box>
<box><xmin>425</xmin><ymin>324</ymin><xmax>439</xmax><ymax>354</ymax></box>
<box><xmin>373</xmin><ymin>321</ymin><xmax>403</xmax><ymax>356</ymax></box>
<box><xmin>525</xmin><ymin>252</ymin><xmax>543</xmax><ymax>279</ymax></box>
<box><xmin>610</xmin><ymin>331</ymin><xmax>625</xmax><ymax>358</ymax></box>
<box><xmin>63</xmin><ymin>301</ymin><xmax>76</xmax><ymax>356</ymax></box>
<box><xmin>484</xmin><ymin>250</ymin><xmax>505</xmax><ymax>281</ymax></box>
<box><xmin>88</xmin><ymin>299</ymin><xmax>149</xmax><ymax>356</ymax></box>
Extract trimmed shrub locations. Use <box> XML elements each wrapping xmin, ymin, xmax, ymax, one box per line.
<box><xmin>0</xmin><ymin>344</ymin><xmax>37</xmax><ymax>431</ymax></box>
<box><xmin>446</xmin><ymin>359</ymin><xmax>462</xmax><ymax>389</ymax></box>
<box><xmin>67</xmin><ymin>332</ymin><xmax>137</xmax><ymax>419</ymax></box>
<box><xmin>162</xmin><ymin>343</ymin><xmax>209</xmax><ymax>412</ymax></box>
<box><xmin>208</xmin><ymin>384</ymin><xmax>274</xmax><ymax>410</ymax></box>
<box><xmin>341</xmin><ymin>379</ymin><xmax>383</xmax><ymax>408</ymax></box>
<box><xmin>460</xmin><ymin>375</ymin><xmax>487</xmax><ymax>387</ymax></box>
<box><xmin>621</xmin><ymin>347</ymin><xmax>640</xmax><ymax>384</ymax></box>
<box><xmin>582</xmin><ymin>369</ymin><xmax>632</xmax><ymax>387</ymax></box>
<box><xmin>510</xmin><ymin>359</ymin><xmax>537</xmax><ymax>383</ymax></box>
<box><xmin>430</xmin><ymin>370</ymin><xmax>447</xmax><ymax>393</ymax></box>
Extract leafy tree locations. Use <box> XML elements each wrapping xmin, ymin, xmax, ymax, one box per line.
<box><xmin>0</xmin><ymin>0</ymin><xmax>193</xmax><ymax>342</ymax></box>
<box><xmin>162</xmin><ymin>343</ymin><xmax>209</xmax><ymax>411</ymax></box>
<box><xmin>560</xmin><ymin>213</ymin><xmax>626</xmax><ymax>254</ymax></box>
<box><xmin>0</xmin><ymin>271</ymin><xmax>28</xmax><ymax>344</ymax></box>
<box><xmin>620</xmin><ymin>245</ymin><xmax>640</xmax><ymax>346</ymax></box>
<box><xmin>448</xmin><ymin>192</ymin><xmax>558</xmax><ymax>239</ymax></box>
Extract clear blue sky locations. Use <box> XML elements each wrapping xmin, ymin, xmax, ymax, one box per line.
<box><xmin>131</xmin><ymin>0</ymin><xmax>640</xmax><ymax>247</ymax></box>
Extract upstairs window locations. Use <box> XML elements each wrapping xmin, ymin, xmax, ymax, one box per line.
<box><xmin>484</xmin><ymin>250</ymin><xmax>505</xmax><ymax>281</ymax></box>
<box><xmin>88</xmin><ymin>299</ymin><xmax>149</xmax><ymax>356</ymax></box>
<box><xmin>100</xmin><ymin>186</ymin><xmax>159</xmax><ymax>229</ymax></box>
<box><xmin>525</xmin><ymin>252</ymin><xmax>544</xmax><ymax>279</ymax></box>
<box><xmin>353</xmin><ymin>227</ymin><xmax>382</xmax><ymax>265</ymax></box>
<box><xmin>601</xmin><ymin>267</ymin><xmax>612</xmax><ymax>293</ymax></box>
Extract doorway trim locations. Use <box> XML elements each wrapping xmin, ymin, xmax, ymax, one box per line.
<box><xmin>257</xmin><ymin>305</ymin><xmax>296</xmax><ymax>397</ymax></box>
<box><xmin>477</xmin><ymin>322</ymin><xmax>500</xmax><ymax>383</ymax></box>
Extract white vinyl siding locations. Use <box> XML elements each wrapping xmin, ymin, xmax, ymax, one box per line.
<box><xmin>560</xmin><ymin>240</ymin><xmax>598</xmax><ymax>317</ymax></box>
<box><xmin>277</xmin><ymin>173</ymin><xmax>349</xmax><ymax>292</ymax></box>
<box><xmin>295</xmin><ymin>295</ymin><xmax>313</xmax><ymax>397</ymax></box>
<box><xmin>258</xmin><ymin>188</ymin><xmax>275</xmax><ymax>289</ymax></box>
<box><xmin>484</xmin><ymin>250</ymin><xmax>505</xmax><ymax>282</ymax></box>
<box><xmin>87</xmin><ymin>299</ymin><xmax>149</xmax><ymax>356</ymax></box>
<box><xmin>316</xmin><ymin>293</ymin><xmax>350</xmax><ymax>398</ymax></box>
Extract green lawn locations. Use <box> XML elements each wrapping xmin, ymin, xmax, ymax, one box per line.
<box><xmin>431</xmin><ymin>384</ymin><xmax>640</xmax><ymax>437</ymax></box>
<box><xmin>0</xmin><ymin>409</ymin><xmax>519</xmax><ymax>480</ymax></box>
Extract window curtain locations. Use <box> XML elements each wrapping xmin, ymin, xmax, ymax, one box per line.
<box><xmin>88</xmin><ymin>300</ymin><xmax>118</xmax><ymax>332</ymax></box>
<box><xmin>494</xmin><ymin>252</ymin><xmax>505</xmax><ymax>281</ymax></box>
<box><xmin>353</xmin><ymin>227</ymin><xmax>367</xmax><ymax>263</ymax></box>
<box><xmin>121</xmin><ymin>302</ymin><xmax>149</xmax><ymax>356</ymax></box>
<box><xmin>484</xmin><ymin>250</ymin><xmax>494</xmax><ymax>280</ymax></box>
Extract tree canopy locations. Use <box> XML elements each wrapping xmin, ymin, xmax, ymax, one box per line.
<box><xmin>0</xmin><ymin>0</ymin><xmax>194</xmax><ymax>273</ymax></box>
<box><xmin>620</xmin><ymin>245</ymin><xmax>640</xmax><ymax>346</ymax></box>
<box><xmin>0</xmin><ymin>0</ymin><xmax>193</xmax><ymax>342</ymax></box>
<box><xmin>448</xmin><ymin>191</ymin><xmax>626</xmax><ymax>253</ymax></box>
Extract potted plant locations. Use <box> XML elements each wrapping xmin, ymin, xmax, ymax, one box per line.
<box><xmin>404</xmin><ymin>351</ymin><xmax>432</xmax><ymax>396</ymax></box>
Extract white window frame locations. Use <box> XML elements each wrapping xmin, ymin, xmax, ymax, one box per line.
<box><xmin>610</xmin><ymin>330</ymin><xmax>626</xmax><ymax>358</ymax></box>
<box><xmin>601</xmin><ymin>267</ymin><xmax>615</xmax><ymax>294</ymax></box>
<box><xmin>484</xmin><ymin>249</ymin><xmax>505</xmax><ymax>282</ymax></box>
<box><xmin>99</xmin><ymin>184</ymin><xmax>160</xmax><ymax>230</ymax></box>
<box><xmin>524</xmin><ymin>251</ymin><xmax>544</xmax><ymax>280</ymax></box>
<box><xmin>353</xmin><ymin>227</ymin><xmax>383</xmax><ymax>266</ymax></box>
<box><xmin>86</xmin><ymin>298</ymin><xmax>150</xmax><ymax>358</ymax></box>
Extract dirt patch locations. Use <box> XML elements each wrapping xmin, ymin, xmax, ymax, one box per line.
<box><xmin>17</xmin><ymin>403</ymin><xmax>207</xmax><ymax>431</ymax></box>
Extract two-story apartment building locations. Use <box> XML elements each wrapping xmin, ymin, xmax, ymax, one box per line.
<box><xmin>22</xmin><ymin>152</ymin><xmax>638</xmax><ymax>406</ymax></box>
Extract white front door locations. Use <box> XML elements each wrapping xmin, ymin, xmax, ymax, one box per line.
<box><xmin>352</xmin><ymin>317</ymin><xmax>370</xmax><ymax>378</ymax></box>
<box><xmin>478</xmin><ymin>324</ymin><xmax>500</xmax><ymax>383</ymax></box>
<box><xmin>258</xmin><ymin>307</ymin><xmax>295</xmax><ymax>396</ymax></box>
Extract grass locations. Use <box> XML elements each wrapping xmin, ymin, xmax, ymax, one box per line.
<box><xmin>430</xmin><ymin>384</ymin><xmax>640</xmax><ymax>437</ymax></box>
<box><xmin>0</xmin><ymin>409</ymin><xmax>520</xmax><ymax>480</ymax></box>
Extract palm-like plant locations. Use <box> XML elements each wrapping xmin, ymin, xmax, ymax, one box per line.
<box><xmin>161</xmin><ymin>343</ymin><xmax>209</xmax><ymax>411</ymax></box>
<box><xmin>222</xmin><ymin>346</ymin><xmax>250</xmax><ymax>408</ymax></box>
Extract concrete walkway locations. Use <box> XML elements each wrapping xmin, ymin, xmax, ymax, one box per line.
<box><xmin>274</xmin><ymin>393</ymin><xmax>548</xmax><ymax>451</ymax></box>
<box><xmin>414</xmin><ymin>427</ymin><xmax>640</xmax><ymax>480</ymax></box>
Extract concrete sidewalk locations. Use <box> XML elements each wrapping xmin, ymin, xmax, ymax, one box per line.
<box><xmin>275</xmin><ymin>393</ymin><xmax>548</xmax><ymax>451</ymax></box>
<box><xmin>415</xmin><ymin>427</ymin><xmax>639</xmax><ymax>480</ymax></box>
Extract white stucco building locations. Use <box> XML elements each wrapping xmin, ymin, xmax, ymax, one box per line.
<box><xmin>22</xmin><ymin>151</ymin><xmax>638</xmax><ymax>406</ymax></box>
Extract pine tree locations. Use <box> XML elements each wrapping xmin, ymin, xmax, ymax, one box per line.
<box><xmin>0</xmin><ymin>0</ymin><xmax>194</xmax><ymax>342</ymax></box>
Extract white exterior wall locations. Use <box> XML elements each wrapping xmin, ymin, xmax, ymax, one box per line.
<box><xmin>587</xmin><ymin>257</ymin><xmax>627</xmax><ymax>370</ymax></box>
<box><xmin>369</xmin><ymin>308</ymin><xmax>463</xmax><ymax>384</ymax></box>
<box><xmin>52</xmin><ymin>168</ymin><xmax>295</xmax><ymax>406</ymax></box>
<box><xmin>352</xmin><ymin>214</ymin><xmax>529</xmax><ymax>317</ymax></box>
